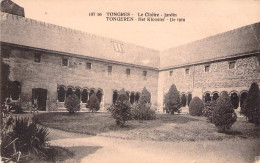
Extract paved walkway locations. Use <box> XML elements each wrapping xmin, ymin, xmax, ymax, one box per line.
<box><xmin>48</xmin><ymin>127</ymin><xmax>260</xmax><ymax>163</ymax></box>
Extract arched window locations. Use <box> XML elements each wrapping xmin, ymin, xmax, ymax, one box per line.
<box><xmin>187</xmin><ymin>93</ymin><xmax>192</xmax><ymax>106</ymax></box>
<box><xmin>66</xmin><ymin>87</ymin><xmax>73</xmax><ymax>98</ymax></box>
<box><xmin>130</xmin><ymin>92</ymin><xmax>135</xmax><ymax>104</ymax></box>
<box><xmin>230</xmin><ymin>92</ymin><xmax>239</xmax><ymax>109</ymax></box>
<box><xmin>204</xmin><ymin>92</ymin><xmax>211</xmax><ymax>103</ymax></box>
<box><xmin>10</xmin><ymin>81</ymin><xmax>21</xmax><ymax>100</ymax></box>
<box><xmin>75</xmin><ymin>88</ymin><xmax>81</xmax><ymax>100</ymax></box>
<box><xmin>240</xmin><ymin>92</ymin><xmax>248</xmax><ymax>107</ymax></box>
<box><xmin>181</xmin><ymin>94</ymin><xmax>186</xmax><ymax>107</ymax></box>
<box><xmin>89</xmin><ymin>90</ymin><xmax>95</xmax><ymax>98</ymax></box>
<box><xmin>82</xmin><ymin>89</ymin><xmax>89</xmax><ymax>103</ymax></box>
<box><xmin>96</xmin><ymin>90</ymin><xmax>103</xmax><ymax>103</ymax></box>
<box><xmin>135</xmin><ymin>93</ymin><xmax>140</xmax><ymax>103</ymax></box>
<box><xmin>57</xmin><ymin>86</ymin><xmax>66</xmax><ymax>102</ymax></box>
<box><xmin>113</xmin><ymin>91</ymin><xmax>118</xmax><ymax>104</ymax></box>
<box><xmin>212</xmin><ymin>92</ymin><xmax>219</xmax><ymax>101</ymax></box>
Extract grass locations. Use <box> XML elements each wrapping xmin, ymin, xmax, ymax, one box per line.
<box><xmin>35</xmin><ymin>112</ymin><xmax>260</xmax><ymax>142</ymax></box>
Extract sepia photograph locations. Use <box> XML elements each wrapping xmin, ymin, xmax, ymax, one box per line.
<box><xmin>1</xmin><ymin>0</ymin><xmax>260</xmax><ymax>162</ymax></box>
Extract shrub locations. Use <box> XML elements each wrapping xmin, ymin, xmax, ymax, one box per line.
<box><xmin>1</xmin><ymin>117</ymin><xmax>50</xmax><ymax>162</ymax></box>
<box><xmin>87</xmin><ymin>93</ymin><xmax>100</xmax><ymax>112</ymax></box>
<box><xmin>107</xmin><ymin>89</ymin><xmax>132</xmax><ymax>126</ymax></box>
<box><xmin>10</xmin><ymin>103</ymin><xmax>23</xmax><ymax>114</ymax></box>
<box><xmin>64</xmin><ymin>94</ymin><xmax>80</xmax><ymax>114</ymax></box>
<box><xmin>131</xmin><ymin>103</ymin><xmax>156</xmax><ymax>120</ymax></box>
<box><xmin>242</xmin><ymin>82</ymin><xmax>260</xmax><ymax>125</ymax></box>
<box><xmin>189</xmin><ymin>97</ymin><xmax>203</xmax><ymax>116</ymax></box>
<box><xmin>203</xmin><ymin>101</ymin><xmax>217</xmax><ymax>123</ymax></box>
<box><xmin>212</xmin><ymin>92</ymin><xmax>237</xmax><ymax>133</ymax></box>
<box><xmin>139</xmin><ymin>87</ymin><xmax>151</xmax><ymax>105</ymax></box>
<box><xmin>164</xmin><ymin>84</ymin><xmax>181</xmax><ymax>114</ymax></box>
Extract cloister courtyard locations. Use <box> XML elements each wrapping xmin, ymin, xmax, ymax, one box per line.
<box><xmin>13</xmin><ymin>111</ymin><xmax>260</xmax><ymax>163</ymax></box>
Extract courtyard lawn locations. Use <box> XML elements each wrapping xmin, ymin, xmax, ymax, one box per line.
<box><xmin>35</xmin><ymin>112</ymin><xmax>260</xmax><ymax>141</ymax></box>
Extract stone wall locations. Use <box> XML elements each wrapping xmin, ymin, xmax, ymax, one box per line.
<box><xmin>158</xmin><ymin>54</ymin><xmax>260</xmax><ymax>112</ymax></box>
<box><xmin>2</xmin><ymin>44</ymin><xmax>159</xmax><ymax>111</ymax></box>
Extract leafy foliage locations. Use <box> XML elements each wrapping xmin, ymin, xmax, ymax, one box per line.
<box><xmin>87</xmin><ymin>93</ymin><xmax>100</xmax><ymax>112</ymax></box>
<box><xmin>131</xmin><ymin>87</ymin><xmax>156</xmax><ymax>120</ymax></box>
<box><xmin>164</xmin><ymin>84</ymin><xmax>181</xmax><ymax>114</ymax></box>
<box><xmin>212</xmin><ymin>92</ymin><xmax>237</xmax><ymax>133</ymax></box>
<box><xmin>241</xmin><ymin>82</ymin><xmax>260</xmax><ymax>125</ymax></box>
<box><xmin>203</xmin><ymin>101</ymin><xmax>217</xmax><ymax>123</ymax></box>
<box><xmin>139</xmin><ymin>87</ymin><xmax>151</xmax><ymax>105</ymax></box>
<box><xmin>189</xmin><ymin>97</ymin><xmax>203</xmax><ymax>116</ymax></box>
<box><xmin>107</xmin><ymin>89</ymin><xmax>132</xmax><ymax>126</ymax></box>
<box><xmin>64</xmin><ymin>94</ymin><xmax>80</xmax><ymax>114</ymax></box>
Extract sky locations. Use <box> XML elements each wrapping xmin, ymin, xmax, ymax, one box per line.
<box><xmin>11</xmin><ymin>0</ymin><xmax>260</xmax><ymax>50</ymax></box>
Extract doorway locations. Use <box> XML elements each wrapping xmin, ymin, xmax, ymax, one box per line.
<box><xmin>32</xmin><ymin>88</ymin><xmax>47</xmax><ymax>111</ymax></box>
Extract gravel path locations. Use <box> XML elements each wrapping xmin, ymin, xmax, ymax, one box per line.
<box><xmin>48</xmin><ymin>127</ymin><xmax>260</xmax><ymax>163</ymax></box>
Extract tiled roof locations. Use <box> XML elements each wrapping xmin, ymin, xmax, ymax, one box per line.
<box><xmin>0</xmin><ymin>12</ymin><xmax>160</xmax><ymax>68</ymax></box>
<box><xmin>160</xmin><ymin>22</ymin><xmax>260</xmax><ymax>69</ymax></box>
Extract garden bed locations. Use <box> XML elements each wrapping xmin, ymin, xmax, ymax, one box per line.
<box><xmin>35</xmin><ymin>112</ymin><xmax>260</xmax><ymax>141</ymax></box>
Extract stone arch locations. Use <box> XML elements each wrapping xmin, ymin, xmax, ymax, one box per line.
<box><xmin>10</xmin><ymin>81</ymin><xmax>21</xmax><ymax>100</ymax></box>
<box><xmin>66</xmin><ymin>87</ymin><xmax>73</xmax><ymax>98</ymax></box>
<box><xmin>113</xmin><ymin>90</ymin><xmax>118</xmax><ymax>104</ymax></box>
<box><xmin>187</xmin><ymin>93</ymin><xmax>192</xmax><ymax>106</ymax></box>
<box><xmin>181</xmin><ymin>93</ymin><xmax>186</xmax><ymax>107</ymax></box>
<box><xmin>204</xmin><ymin>92</ymin><xmax>211</xmax><ymax>103</ymax></box>
<box><xmin>57</xmin><ymin>85</ymin><xmax>66</xmax><ymax>102</ymax></box>
<box><xmin>230</xmin><ymin>91</ymin><xmax>239</xmax><ymax>109</ymax></box>
<box><xmin>96</xmin><ymin>89</ymin><xmax>103</xmax><ymax>103</ymax></box>
<box><xmin>74</xmin><ymin>87</ymin><xmax>81</xmax><ymax>101</ymax></box>
<box><xmin>135</xmin><ymin>92</ymin><xmax>140</xmax><ymax>103</ymax></box>
<box><xmin>81</xmin><ymin>88</ymin><xmax>89</xmax><ymax>103</ymax></box>
<box><xmin>212</xmin><ymin>91</ymin><xmax>219</xmax><ymax>101</ymax></box>
<box><xmin>130</xmin><ymin>92</ymin><xmax>135</xmax><ymax>104</ymax></box>
<box><xmin>240</xmin><ymin>91</ymin><xmax>248</xmax><ymax>108</ymax></box>
<box><xmin>89</xmin><ymin>89</ymin><xmax>95</xmax><ymax>98</ymax></box>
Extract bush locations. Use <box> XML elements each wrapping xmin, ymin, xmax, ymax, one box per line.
<box><xmin>1</xmin><ymin>117</ymin><xmax>50</xmax><ymax>162</ymax></box>
<box><xmin>139</xmin><ymin>87</ymin><xmax>151</xmax><ymax>105</ymax></box>
<box><xmin>64</xmin><ymin>94</ymin><xmax>80</xmax><ymax>114</ymax></box>
<box><xmin>131</xmin><ymin>103</ymin><xmax>156</xmax><ymax>120</ymax></box>
<box><xmin>164</xmin><ymin>84</ymin><xmax>181</xmax><ymax>114</ymax></box>
<box><xmin>242</xmin><ymin>82</ymin><xmax>260</xmax><ymax>125</ymax></box>
<box><xmin>10</xmin><ymin>103</ymin><xmax>23</xmax><ymax>114</ymax></box>
<box><xmin>87</xmin><ymin>93</ymin><xmax>100</xmax><ymax>112</ymax></box>
<box><xmin>107</xmin><ymin>89</ymin><xmax>132</xmax><ymax>126</ymax></box>
<box><xmin>189</xmin><ymin>97</ymin><xmax>203</xmax><ymax>116</ymax></box>
<box><xmin>212</xmin><ymin>92</ymin><xmax>237</xmax><ymax>133</ymax></box>
<box><xmin>203</xmin><ymin>101</ymin><xmax>217</xmax><ymax>123</ymax></box>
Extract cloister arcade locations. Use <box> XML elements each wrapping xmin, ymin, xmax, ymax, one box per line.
<box><xmin>112</xmin><ymin>90</ymin><xmax>140</xmax><ymax>105</ymax></box>
<box><xmin>57</xmin><ymin>85</ymin><xmax>103</xmax><ymax>104</ymax></box>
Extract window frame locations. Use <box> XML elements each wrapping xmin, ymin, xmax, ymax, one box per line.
<box><xmin>126</xmin><ymin>68</ymin><xmax>131</xmax><ymax>76</ymax></box>
<box><xmin>108</xmin><ymin>65</ymin><xmax>112</xmax><ymax>74</ymax></box>
<box><xmin>62</xmin><ymin>58</ymin><xmax>69</xmax><ymax>67</ymax></box>
<box><xmin>86</xmin><ymin>62</ymin><xmax>92</xmax><ymax>70</ymax></box>
<box><xmin>204</xmin><ymin>64</ymin><xmax>210</xmax><ymax>72</ymax></box>
<box><xmin>143</xmin><ymin>70</ymin><xmax>147</xmax><ymax>77</ymax></box>
<box><xmin>228</xmin><ymin>61</ymin><xmax>236</xmax><ymax>69</ymax></box>
<box><xmin>185</xmin><ymin>68</ymin><xmax>190</xmax><ymax>75</ymax></box>
<box><xmin>169</xmin><ymin>70</ymin><xmax>173</xmax><ymax>76</ymax></box>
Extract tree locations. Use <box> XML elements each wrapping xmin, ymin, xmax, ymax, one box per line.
<box><xmin>139</xmin><ymin>87</ymin><xmax>151</xmax><ymax>105</ymax></box>
<box><xmin>107</xmin><ymin>89</ymin><xmax>132</xmax><ymax>126</ymax></box>
<box><xmin>87</xmin><ymin>93</ymin><xmax>100</xmax><ymax>112</ymax></box>
<box><xmin>213</xmin><ymin>92</ymin><xmax>237</xmax><ymax>133</ymax></box>
<box><xmin>164</xmin><ymin>84</ymin><xmax>181</xmax><ymax>114</ymax></box>
<box><xmin>243</xmin><ymin>82</ymin><xmax>260</xmax><ymax>125</ymax></box>
<box><xmin>189</xmin><ymin>97</ymin><xmax>203</xmax><ymax>116</ymax></box>
<box><xmin>64</xmin><ymin>94</ymin><xmax>80</xmax><ymax>114</ymax></box>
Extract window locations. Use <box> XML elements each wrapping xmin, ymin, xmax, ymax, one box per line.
<box><xmin>62</xmin><ymin>58</ymin><xmax>69</xmax><ymax>66</ymax></box>
<box><xmin>34</xmin><ymin>53</ymin><xmax>41</xmax><ymax>63</ymax></box>
<box><xmin>126</xmin><ymin>68</ymin><xmax>130</xmax><ymax>75</ymax></box>
<box><xmin>113</xmin><ymin>42</ymin><xmax>124</xmax><ymax>52</ymax></box>
<box><xmin>143</xmin><ymin>71</ymin><xmax>147</xmax><ymax>77</ymax></box>
<box><xmin>229</xmin><ymin>61</ymin><xmax>235</xmax><ymax>69</ymax></box>
<box><xmin>2</xmin><ymin>46</ymin><xmax>11</xmax><ymax>58</ymax></box>
<box><xmin>205</xmin><ymin>65</ymin><xmax>210</xmax><ymax>72</ymax></box>
<box><xmin>169</xmin><ymin>71</ymin><xmax>173</xmax><ymax>76</ymax></box>
<box><xmin>86</xmin><ymin>63</ymin><xmax>92</xmax><ymax>70</ymax></box>
<box><xmin>108</xmin><ymin>66</ymin><xmax>112</xmax><ymax>74</ymax></box>
<box><xmin>185</xmin><ymin>68</ymin><xmax>189</xmax><ymax>75</ymax></box>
